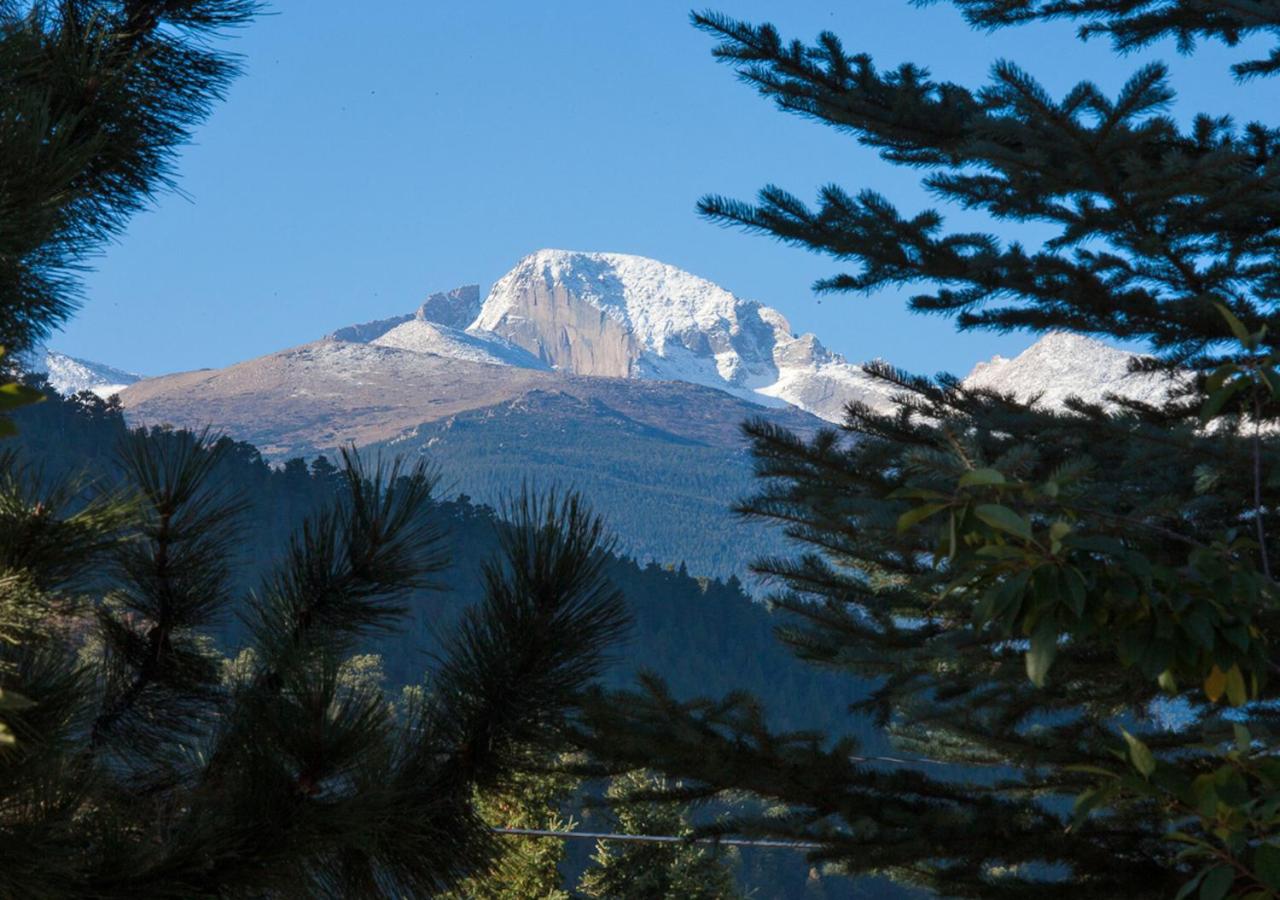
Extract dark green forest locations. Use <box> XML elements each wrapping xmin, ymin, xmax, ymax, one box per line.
<box><xmin>13</xmin><ymin>383</ymin><xmax>904</xmax><ymax>898</ymax></box>
<box><xmin>373</xmin><ymin>389</ymin><xmax>796</xmax><ymax>581</ymax></box>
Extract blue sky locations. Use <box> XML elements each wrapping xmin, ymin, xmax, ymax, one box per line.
<box><xmin>57</xmin><ymin>1</ymin><xmax>1273</xmax><ymax>377</ymax></box>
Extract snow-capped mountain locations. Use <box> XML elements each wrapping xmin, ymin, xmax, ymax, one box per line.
<box><xmin>328</xmin><ymin>250</ymin><xmax>893</xmax><ymax>423</ymax></box>
<box><xmin>964</xmin><ymin>331</ymin><xmax>1170</xmax><ymax>407</ymax></box>
<box><xmin>29</xmin><ymin>348</ymin><xmax>142</xmax><ymax>398</ymax></box>
<box><xmin>472</xmin><ymin>250</ymin><xmax>897</xmax><ymax>421</ymax></box>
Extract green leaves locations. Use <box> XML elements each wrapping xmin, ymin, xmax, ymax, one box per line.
<box><xmin>897</xmin><ymin>502</ymin><xmax>948</xmax><ymax>533</ymax></box>
<box><xmin>1199</xmin><ymin>373</ymin><xmax>1247</xmax><ymax>426</ymax></box>
<box><xmin>973</xmin><ymin>504</ymin><xmax>1032</xmax><ymax>542</ymax></box>
<box><xmin>958</xmin><ymin>467</ymin><xmax>1006</xmax><ymax>487</ymax></box>
<box><xmin>1215</xmin><ymin>302</ymin><xmax>1254</xmax><ymax>348</ymax></box>
<box><xmin>1025</xmin><ymin>620</ymin><xmax>1057</xmax><ymax>687</ymax></box>
<box><xmin>1204</xmin><ymin>664</ymin><xmax>1250</xmax><ymax>707</ymax></box>
<box><xmin>1255</xmin><ymin>845</ymin><xmax>1280</xmax><ymax>891</ymax></box>
<box><xmin>1122</xmin><ymin>730</ymin><xmax>1157</xmax><ymax>779</ymax></box>
<box><xmin>1198</xmin><ymin>303</ymin><xmax>1280</xmax><ymax>426</ymax></box>
<box><xmin>1197</xmin><ymin>866</ymin><xmax>1233</xmax><ymax>900</ymax></box>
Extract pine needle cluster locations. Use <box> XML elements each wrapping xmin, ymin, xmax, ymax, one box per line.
<box><xmin>0</xmin><ymin>437</ymin><xmax>629</xmax><ymax>898</ymax></box>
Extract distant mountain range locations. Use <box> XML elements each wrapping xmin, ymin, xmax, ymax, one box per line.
<box><xmin>34</xmin><ymin>250</ymin><xmax>1167</xmax><ymax>577</ymax></box>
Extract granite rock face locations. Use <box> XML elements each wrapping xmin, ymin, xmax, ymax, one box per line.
<box><xmin>415</xmin><ymin>284</ymin><xmax>482</xmax><ymax>330</ymax></box>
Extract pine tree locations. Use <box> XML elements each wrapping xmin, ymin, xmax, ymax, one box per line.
<box><xmin>577</xmin><ymin>770</ymin><xmax>741</xmax><ymax>900</ymax></box>
<box><xmin>439</xmin><ymin>755</ymin><xmax>577</xmax><ymax>900</ymax></box>
<box><xmin>0</xmin><ymin>438</ymin><xmax>629</xmax><ymax>897</ymax></box>
<box><xmin>0</xmin><ymin>0</ymin><xmax>255</xmax><ymax>358</ymax></box>
<box><xmin>576</xmin><ymin>4</ymin><xmax>1280</xmax><ymax>898</ymax></box>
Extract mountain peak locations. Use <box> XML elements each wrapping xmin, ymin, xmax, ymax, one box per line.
<box><xmin>965</xmin><ymin>331</ymin><xmax>1168</xmax><ymax>407</ymax></box>
<box><xmin>467</xmin><ymin>249</ymin><xmax>890</xmax><ymax>420</ymax></box>
<box><xmin>472</xmin><ymin>249</ymin><xmax>743</xmax><ymax>376</ymax></box>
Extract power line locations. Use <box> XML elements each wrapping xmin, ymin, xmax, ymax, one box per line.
<box><xmin>493</xmin><ymin>826</ymin><xmax>822</xmax><ymax>851</ymax></box>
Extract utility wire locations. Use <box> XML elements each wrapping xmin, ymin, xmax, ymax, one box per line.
<box><xmin>494</xmin><ymin>826</ymin><xmax>822</xmax><ymax>850</ymax></box>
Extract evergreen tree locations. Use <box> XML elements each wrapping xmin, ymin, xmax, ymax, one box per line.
<box><xmin>577</xmin><ymin>770</ymin><xmax>742</xmax><ymax>900</ymax></box>
<box><xmin>439</xmin><ymin>756</ymin><xmax>576</xmax><ymax>900</ymax></box>
<box><xmin>0</xmin><ymin>0</ymin><xmax>254</xmax><ymax>357</ymax></box>
<box><xmin>576</xmin><ymin>4</ymin><xmax>1280</xmax><ymax>898</ymax></box>
<box><xmin>0</xmin><ymin>438</ymin><xmax>629</xmax><ymax>897</ymax></box>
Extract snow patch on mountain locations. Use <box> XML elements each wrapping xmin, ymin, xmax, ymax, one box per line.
<box><xmin>30</xmin><ymin>349</ymin><xmax>142</xmax><ymax>398</ymax></box>
<box><xmin>372</xmin><ymin>319</ymin><xmax>549</xmax><ymax>369</ymax></box>
<box><xmin>964</xmin><ymin>332</ymin><xmax>1170</xmax><ymax>407</ymax></box>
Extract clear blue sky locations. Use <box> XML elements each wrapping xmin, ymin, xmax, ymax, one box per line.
<box><xmin>56</xmin><ymin>0</ymin><xmax>1273</xmax><ymax>377</ymax></box>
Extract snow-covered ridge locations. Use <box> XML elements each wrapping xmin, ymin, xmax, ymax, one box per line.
<box><xmin>315</xmin><ymin>252</ymin><xmax>1164</xmax><ymax>423</ymax></box>
<box><xmin>28</xmin><ymin>348</ymin><xmax>142</xmax><ymax>398</ymax></box>
<box><xmin>963</xmin><ymin>331</ymin><xmax>1169</xmax><ymax>407</ymax></box>
<box><xmin>322</xmin><ymin>250</ymin><xmax>896</xmax><ymax>421</ymax></box>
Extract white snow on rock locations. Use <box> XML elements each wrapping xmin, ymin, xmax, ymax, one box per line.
<box><xmin>29</xmin><ymin>348</ymin><xmax>142</xmax><ymax>398</ymax></box>
<box><xmin>304</xmin><ymin>253</ymin><xmax>1182</xmax><ymax>424</ymax></box>
<box><xmin>470</xmin><ymin>249</ymin><xmax>892</xmax><ymax>422</ymax></box>
<box><xmin>372</xmin><ymin>319</ymin><xmax>549</xmax><ymax>369</ymax></box>
<box><xmin>963</xmin><ymin>331</ymin><xmax>1171</xmax><ymax>408</ymax></box>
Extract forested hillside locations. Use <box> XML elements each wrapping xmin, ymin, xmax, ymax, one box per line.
<box><xmin>15</xmin><ymin>383</ymin><xmax>910</xmax><ymax>897</ymax></box>
<box><xmin>16</xmin><ymin>384</ymin><xmax>857</xmax><ymax>731</ymax></box>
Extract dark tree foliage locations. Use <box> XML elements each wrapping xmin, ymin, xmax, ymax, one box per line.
<box><xmin>9</xmin><ymin>382</ymin><xmax>886</xmax><ymax>899</ymax></box>
<box><xmin>938</xmin><ymin>0</ymin><xmax>1280</xmax><ymax>79</ymax></box>
<box><xmin>0</xmin><ymin>0</ymin><xmax>254</xmax><ymax>357</ymax></box>
<box><xmin>0</xmin><ymin>434</ymin><xmax>629</xmax><ymax>898</ymax></box>
<box><xmin>574</xmin><ymin>5</ymin><xmax>1280</xmax><ymax>899</ymax></box>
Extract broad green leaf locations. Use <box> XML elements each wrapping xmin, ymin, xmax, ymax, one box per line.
<box><xmin>1204</xmin><ymin>364</ymin><xmax>1235</xmax><ymax>393</ymax></box>
<box><xmin>959</xmin><ymin>468</ymin><xmax>1005</xmax><ymax>487</ymax></box>
<box><xmin>975</xmin><ymin>544</ymin><xmax>1025</xmax><ymax>560</ymax></box>
<box><xmin>1122</xmin><ymin>729</ymin><xmax>1156</xmax><ymax>778</ymax></box>
<box><xmin>1198</xmin><ymin>865</ymin><xmax>1233</xmax><ymax>900</ymax></box>
<box><xmin>1226</xmin><ymin>664</ymin><xmax>1248</xmax><ymax>707</ymax></box>
<box><xmin>1199</xmin><ymin>377</ymin><xmax>1246</xmax><ymax>425</ymax></box>
<box><xmin>897</xmin><ymin>503</ymin><xmax>948</xmax><ymax>533</ymax></box>
<box><xmin>1158</xmin><ymin>669</ymin><xmax>1177</xmax><ymax>693</ymax></box>
<box><xmin>1262</xmin><ymin>367</ymin><xmax>1280</xmax><ymax>398</ymax></box>
<box><xmin>1026</xmin><ymin>621</ymin><xmax>1058</xmax><ymax>687</ymax></box>
<box><xmin>1255</xmin><ymin>844</ymin><xmax>1280</xmax><ymax>890</ymax></box>
<box><xmin>1233</xmin><ymin>722</ymin><xmax>1252</xmax><ymax>755</ymax></box>
<box><xmin>1174</xmin><ymin>869</ymin><xmax>1206</xmax><ymax>900</ymax></box>
<box><xmin>1204</xmin><ymin>666</ymin><xmax>1228</xmax><ymax>703</ymax></box>
<box><xmin>1215</xmin><ymin>301</ymin><xmax>1252</xmax><ymax>346</ymax></box>
<box><xmin>974</xmin><ymin>504</ymin><xmax>1032</xmax><ymax>542</ymax></box>
<box><xmin>1070</xmin><ymin>787</ymin><xmax>1104</xmax><ymax>829</ymax></box>
<box><xmin>0</xmin><ymin>381</ymin><xmax>43</xmax><ymax>410</ymax></box>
